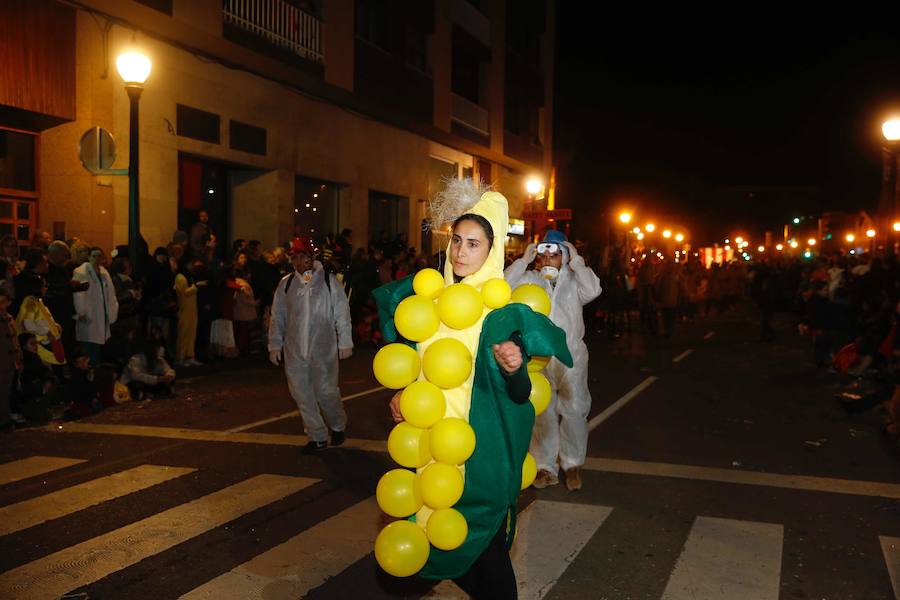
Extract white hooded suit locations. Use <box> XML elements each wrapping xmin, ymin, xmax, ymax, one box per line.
<box><xmin>268</xmin><ymin>263</ymin><xmax>353</xmax><ymax>442</ymax></box>
<box><xmin>505</xmin><ymin>245</ymin><xmax>601</xmax><ymax>475</ymax></box>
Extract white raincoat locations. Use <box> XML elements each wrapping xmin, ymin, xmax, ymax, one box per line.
<box><xmin>268</xmin><ymin>261</ymin><xmax>353</xmax><ymax>442</ymax></box>
<box><xmin>505</xmin><ymin>244</ymin><xmax>601</xmax><ymax>474</ymax></box>
<box><xmin>72</xmin><ymin>262</ymin><xmax>119</xmax><ymax>345</ymax></box>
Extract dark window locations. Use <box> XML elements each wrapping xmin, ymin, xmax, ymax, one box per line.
<box><xmin>452</xmin><ymin>27</ymin><xmax>488</xmax><ymax>104</ymax></box>
<box><xmin>177</xmin><ymin>104</ymin><xmax>220</xmax><ymax>144</ymax></box>
<box><xmin>134</xmin><ymin>0</ymin><xmax>173</xmax><ymax>15</ymax></box>
<box><xmin>229</xmin><ymin>120</ymin><xmax>267</xmax><ymax>156</ymax></box>
<box><xmin>0</xmin><ymin>129</ymin><xmax>36</xmax><ymax>192</ymax></box>
<box><xmin>355</xmin><ymin>0</ymin><xmax>391</xmax><ymax>51</ymax></box>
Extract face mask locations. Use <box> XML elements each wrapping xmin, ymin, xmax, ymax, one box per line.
<box><xmin>540</xmin><ymin>266</ymin><xmax>559</xmax><ymax>282</ymax></box>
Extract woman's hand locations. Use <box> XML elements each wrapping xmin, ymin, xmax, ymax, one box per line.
<box><xmin>493</xmin><ymin>341</ymin><xmax>523</xmax><ymax>374</ymax></box>
<box><xmin>389</xmin><ymin>391</ymin><xmax>403</xmax><ymax>422</ymax></box>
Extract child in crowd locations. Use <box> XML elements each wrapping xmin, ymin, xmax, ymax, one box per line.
<box><xmin>119</xmin><ymin>340</ymin><xmax>176</xmax><ymax>401</ymax></box>
<box><xmin>17</xmin><ymin>332</ymin><xmax>59</xmax><ymax>421</ymax></box>
<box><xmin>66</xmin><ymin>346</ymin><xmax>99</xmax><ymax>419</ymax></box>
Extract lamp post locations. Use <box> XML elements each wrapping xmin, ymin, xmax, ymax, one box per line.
<box><xmin>116</xmin><ymin>51</ymin><xmax>152</xmax><ymax>279</ymax></box>
<box><xmin>881</xmin><ymin>119</ymin><xmax>900</xmax><ymax>254</ymax></box>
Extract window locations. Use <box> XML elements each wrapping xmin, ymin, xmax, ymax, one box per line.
<box><xmin>229</xmin><ymin>120</ymin><xmax>267</xmax><ymax>156</ymax></box>
<box><xmin>0</xmin><ymin>198</ymin><xmax>35</xmax><ymax>254</ymax></box>
<box><xmin>0</xmin><ymin>129</ymin><xmax>37</xmax><ymax>192</ymax></box>
<box><xmin>355</xmin><ymin>0</ymin><xmax>391</xmax><ymax>51</ymax></box>
<box><xmin>177</xmin><ymin>104</ymin><xmax>220</xmax><ymax>144</ymax></box>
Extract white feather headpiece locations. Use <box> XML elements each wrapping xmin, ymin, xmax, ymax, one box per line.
<box><xmin>427</xmin><ymin>177</ymin><xmax>489</xmax><ymax>231</ymax></box>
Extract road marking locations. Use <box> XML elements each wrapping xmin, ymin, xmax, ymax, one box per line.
<box><xmin>0</xmin><ymin>474</ymin><xmax>318</xmax><ymax>600</ymax></box>
<box><xmin>583</xmin><ymin>457</ymin><xmax>900</xmax><ymax>499</ymax></box>
<box><xmin>703</xmin><ymin>331</ymin><xmax>715</xmax><ymax>340</ymax></box>
<box><xmin>587</xmin><ymin>376</ymin><xmax>658</xmax><ymax>431</ymax></box>
<box><xmin>0</xmin><ymin>456</ymin><xmax>86</xmax><ymax>486</ymax></box>
<box><xmin>662</xmin><ymin>516</ymin><xmax>782</xmax><ymax>600</ymax></box>
<box><xmin>672</xmin><ymin>349</ymin><xmax>693</xmax><ymax>363</ymax></box>
<box><xmin>226</xmin><ymin>386</ymin><xmax>387</xmax><ymax>433</ymax></box>
<box><xmin>47</xmin><ymin>422</ymin><xmax>388</xmax><ymax>453</ymax></box>
<box><xmin>881</xmin><ymin>536</ymin><xmax>900</xmax><ymax>599</ymax></box>
<box><xmin>427</xmin><ymin>500</ymin><xmax>613</xmax><ymax>599</ymax></box>
<box><xmin>181</xmin><ymin>497</ymin><xmax>383</xmax><ymax>599</ymax></box>
<box><xmin>0</xmin><ymin>465</ymin><xmax>196</xmax><ymax>536</ymax></box>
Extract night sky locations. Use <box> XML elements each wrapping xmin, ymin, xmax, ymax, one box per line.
<box><xmin>553</xmin><ymin>14</ymin><xmax>900</xmax><ymax>245</ymax></box>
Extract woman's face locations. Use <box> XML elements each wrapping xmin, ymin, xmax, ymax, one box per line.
<box><xmin>450</xmin><ymin>219</ymin><xmax>490</xmax><ymax>278</ymax></box>
<box><xmin>236</xmin><ymin>253</ymin><xmax>247</xmax><ymax>268</ymax></box>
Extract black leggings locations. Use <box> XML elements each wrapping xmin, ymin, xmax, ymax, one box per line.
<box><xmin>452</xmin><ymin>524</ymin><xmax>517</xmax><ymax>599</ymax></box>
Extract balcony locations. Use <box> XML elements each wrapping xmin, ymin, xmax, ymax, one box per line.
<box><xmin>451</xmin><ymin>93</ymin><xmax>489</xmax><ymax>137</ymax></box>
<box><xmin>223</xmin><ymin>0</ymin><xmax>323</xmax><ymax>64</ymax></box>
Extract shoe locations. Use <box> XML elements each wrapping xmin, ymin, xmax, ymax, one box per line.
<box><xmin>187</xmin><ymin>358</ymin><xmax>203</xmax><ymax>367</ymax></box>
<box><xmin>302</xmin><ymin>440</ymin><xmax>328</xmax><ymax>454</ymax></box>
<box><xmin>330</xmin><ymin>429</ymin><xmax>345</xmax><ymax>447</ymax></box>
<box><xmin>564</xmin><ymin>467</ymin><xmax>582</xmax><ymax>491</ymax></box>
<box><xmin>532</xmin><ymin>469</ymin><xmax>559</xmax><ymax>489</ymax></box>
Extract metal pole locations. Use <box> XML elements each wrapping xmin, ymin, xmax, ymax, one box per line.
<box><xmin>126</xmin><ymin>84</ymin><xmax>143</xmax><ymax>280</ymax></box>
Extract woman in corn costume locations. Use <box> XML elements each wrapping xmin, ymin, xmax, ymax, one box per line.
<box><xmin>374</xmin><ymin>179</ymin><xmax>572</xmax><ymax>597</ymax></box>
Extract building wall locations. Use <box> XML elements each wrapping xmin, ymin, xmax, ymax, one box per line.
<box><xmin>27</xmin><ymin>0</ymin><xmax>553</xmax><ymax>255</ymax></box>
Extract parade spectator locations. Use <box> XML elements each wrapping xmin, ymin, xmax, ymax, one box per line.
<box><xmin>109</xmin><ymin>257</ymin><xmax>141</xmax><ymax>360</ymax></box>
<box><xmin>0</xmin><ymin>234</ymin><xmax>19</xmax><ymax>267</ymax></box>
<box><xmin>15</xmin><ymin>276</ymin><xmax>65</xmax><ymax>367</ymax></box>
<box><xmin>190</xmin><ymin>210</ymin><xmax>212</xmax><ymax>258</ymax></box>
<box><xmin>73</xmin><ymin>247</ymin><xmax>119</xmax><ymax>366</ymax></box>
<box><xmin>0</xmin><ymin>289</ymin><xmax>20</xmax><ymax>430</ymax></box>
<box><xmin>120</xmin><ymin>340</ymin><xmax>176</xmax><ymax>401</ymax></box>
<box><xmin>232</xmin><ymin>269</ymin><xmax>258</xmax><ymax>356</ymax></box>
<box><xmin>144</xmin><ymin>247</ymin><xmax>177</xmax><ymax>355</ymax></box>
<box><xmin>12</xmin><ymin>248</ymin><xmax>49</xmax><ymax>315</ymax></box>
<box><xmin>45</xmin><ymin>240</ymin><xmax>84</xmax><ymax>355</ymax></box>
<box><xmin>16</xmin><ymin>332</ymin><xmax>58</xmax><ymax>421</ymax></box>
<box><xmin>655</xmin><ymin>261</ymin><xmax>684</xmax><ymax>338</ymax></box>
<box><xmin>174</xmin><ymin>259</ymin><xmax>205</xmax><ymax>367</ymax></box>
<box><xmin>66</xmin><ymin>347</ymin><xmax>98</xmax><ymax>418</ymax></box>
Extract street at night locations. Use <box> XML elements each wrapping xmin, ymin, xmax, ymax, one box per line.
<box><xmin>1</xmin><ymin>308</ymin><xmax>898</xmax><ymax>599</ymax></box>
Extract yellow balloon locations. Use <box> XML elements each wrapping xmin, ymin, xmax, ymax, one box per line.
<box><xmin>375</xmin><ymin>520</ymin><xmax>430</xmax><ymax>577</ymax></box>
<box><xmin>400</xmin><ymin>381</ymin><xmax>446</xmax><ymax>429</ymax></box>
<box><xmin>510</xmin><ymin>283</ymin><xmax>551</xmax><ymax>316</ymax></box>
<box><xmin>436</xmin><ymin>283</ymin><xmax>483</xmax><ymax>330</ymax></box>
<box><xmin>528</xmin><ymin>372</ymin><xmax>551</xmax><ymax>416</ymax></box>
<box><xmin>377</xmin><ymin>468</ymin><xmax>423</xmax><ymax>518</ymax></box>
<box><xmin>481</xmin><ymin>278</ymin><xmax>511</xmax><ymax>309</ymax></box>
<box><xmin>527</xmin><ymin>355</ymin><xmax>550</xmax><ymax>372</ymax></box>
<box><xmin>419</xmin><ymin>462</ymin><xmax>464</xmax><ymax>509</ymax></box>
<box><xmin>388</xmin><ymin>422</ymin><xmax>432</xmax><ymax>468</ymax></box>
<box><xmin>422</xmin><ymin>338</ymin><xmax>472</xmax><ymax>389</ymax></box>
<box><xmin>429</xmin><ymin>418</ymin><xmax>476</xmax><ymax>465</ymax></box>
<box><xmin>395</xmin><ymin>295</ymin><xmax>440</xmax><ymax>342</ymax></box>
<box><xmin>373</xmin><ymin>343</ymin><xmax>421</xmax><ymax>389</ymax></box>
<box><xmin>521</xmin><ymin>452</ymin><xmax>537</xmax><ymax>490</ymax></box>
<box><xmin>426</xmin><ymin>508</ymin><xmax>468</xmax><ymax>550</ymax></box>
<box><xmin>413</xmin><ymin>268</ymin><xmax>445</xmax><ymax>299</ymax></box>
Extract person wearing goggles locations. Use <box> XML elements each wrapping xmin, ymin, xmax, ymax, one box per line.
<box><xmin>505</xmin><ymin>229</ymin><xmax>601</xmax><ymax>491</ymax></box>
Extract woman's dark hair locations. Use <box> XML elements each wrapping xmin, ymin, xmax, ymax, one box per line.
<box><xmin>452</xmin><ymin>214</ymin><xmax>494</xmax><ymax>248</ymax></box>
<box><xmin>109</xmin><ymin>256</ymin><xmax>130</xmax><ymax>276</ymax></box>
<box><xmin>23</xmin><ymin>248</ymin><xmax>46</xmax><ymax>271</ymax></box>
<box><xmin>18</xmin><ymin>332</ymin><xmax>36</xmax><ymax>348</ymax></box>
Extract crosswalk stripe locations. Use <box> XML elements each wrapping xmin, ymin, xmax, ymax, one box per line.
<box><xmin>0</xmin><ymin>474</ymin><xmax>319</xmax><ymax>600</ymax></box>
<box><xmin>661</xmin><ymin>516</ymin><xmax>782</xmax><ymax>600</ymax></box>
<box><xmin>0</xmin><ymin>465</ymin><xmax>196</xmax><ymax>536</ymax></box>
<box><xmin>880</xmin><ymin>536</ymin><xmax>900</xmax><ymax>599</ymax></box>
<box><xmin>583</xmin><ymin>457</ymin><xmax>900</xmax><ymax>499</ymax></box>
<box><xmin>0</xmin><ymin>456</ymin><xmax>86</xmax><ymax>486</ymax></box>
<box><xmin>181</xmin><ymin>497</ymin><xmax>383</xmax><ymax>599</ymax></box>
<box><xmin>426</xmin><ymin>500</ymin><xmax>613</xmax><ymax>599</ymax></box>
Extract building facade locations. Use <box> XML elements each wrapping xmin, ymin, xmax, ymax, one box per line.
<box><xmin>0</xmin><ymin>0</ymin><xmax>554</xmax><ymax>257</ymax></box>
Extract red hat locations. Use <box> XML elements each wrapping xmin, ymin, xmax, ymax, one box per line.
<box><xmin>290</xmin><ymin>235</ymin><xmax>314</xmax><ymax>255</ymax></box>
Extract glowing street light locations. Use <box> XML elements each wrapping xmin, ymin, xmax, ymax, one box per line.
<box><xmin>866</xmin><ymin>228</ymin><xmax>876</xmax><ymax>238</ymax></box>
<box><xmin>894</xmin><ymin>222</ymin><xmax>900</xmax><ymax>232</ymax></box>
<box><xmin>776</xmin><ymin>244</ymin><xmax>784</xmax><ymax>251</ymax></box>
<box><xmin>636</xmin><ymin>232</ymin><xmax>645</xmax><ymax>240</ymax></box>
<box><xmin>662</xmin><ymin>229</ymin><xmax>672</xmax><ymax>239</ymax></box>
<box><xmin>645</xmin><ymin>223</ymin><xmax>656</xmax><ymax>232</ymax></box>
<box><xmin>790</xmin><ymin>241</ymin><xmax>799</xmax><ymax>249</ymax></box>
<box><xmin>619</xmin><ymin>212</ymin><xmax>632</xmax><ymax>224</ymax></box>
<box><xmin>735</xmin><ymin>236</ymin><xmax>744</xmax><ymax>245</ymax></box>
<box><xmin>845</xmin><ymin>233</ymin><xmax>855</xmax><ymax>243</ymax></box>
<box><xmin>724</xmin><ymin>238</ymin><xmax>730</xmax><ymax>244</ymax></box>
<box><xmin>632</xmin><ymin>227</ymin><xmax>641</xmax><ymax>234</ymax></box>
<box><xmin>758</xmin><ymin>246</ymin><xmax>765</xmax><ymax>252</ymax></box>
<box><xmin>525</xmin><ymin>178</ymin><xmax>543</xmax><ymax>195</ymax></box>
<box><xmin>792</xmin><ymin>217</ymin><xmax>801</xmax><ymax>225</ymax></box>
<box><xmin>883</xmin><ymin>119</ymin><xmax>900</xmax><ymax>142</ymax></box>
<box><xmin>724</xmin><ymin>245</ymin><xmax>731</xmax><ymax>251</ymax></box>
<box><xmin>675</xmin><ymin>233</ymin><xmax>684</xmax><ymax>242</ymax></box>
<box><xmin>807</xmin><ymin>238</ymin><xmax>816</xmax><ymax>246</ymax></box>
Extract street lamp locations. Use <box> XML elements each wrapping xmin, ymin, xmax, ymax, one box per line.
<box><xmin>776</xmin><ymin>243</ymin><xmax>784</xmax><ymax>251</ymax></box>
<box><xmin>866</xmin><ymin>228</ymin><xmax>876</xmax><ymax>238</ymax></box>
<box><xmin>525</xmin><ymin>178</ymin><xmax>543</xmax><ymax>195</ymax></box>
<box><xmin>618</xmin><ymin>212</ymin><xmax>632</xmax><ymax>224</ymax></box>
<box><xmin>645</xmin><ymin>223</ymin><xmax>656</xmax><ymax>232</ymax></box>
<box><xmin>790</xmin><ymin>241</ymin><xmax>799</xmax><ymax>249</ymax></box>
<box><xmin>674</xmin><ymin>233</ymin><xmax>684</xmax><ymax>242</ymax></box>
<box><xmin>632</xmin><ymin>227</ymin><xmax>641</xmax><ymax>234</ymax></box>
<box><xmin>758</xmin><ymin>245</ymin><xmax>765</xmax><ymax>252</ymax></box>
<box><xmin>808</xmin><ymin>238</ymin><xmax>817</xmax><ymax>246</ymax></box>
<box><xmin>894</xmin><ymin>222</ymin><xmax>900</xmax><ymax>232</ymax></box>
<box><xmin>662</xmin><ymin>229</ymin><xmax>672</xmax><ymax>239</ymax></box>
<box><xmin>735</xmin><ymin>236</ymin><xmax>743</xmax><ymax>245</ymax></box>
<box><xmin>845</xmin><ymin>233</ymin><xmax>855</xmax><ymax>243</ymax></box>
<box><xmin>116</xmin><ymin>50</ymin><xmax>152</xmax><ymax>279</ymax></box>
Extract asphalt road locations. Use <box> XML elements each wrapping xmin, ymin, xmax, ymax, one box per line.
<box><xmin>1</xmin><ymin>304</ymin><xmax>898</xmax><ymax>599</ymax></box>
